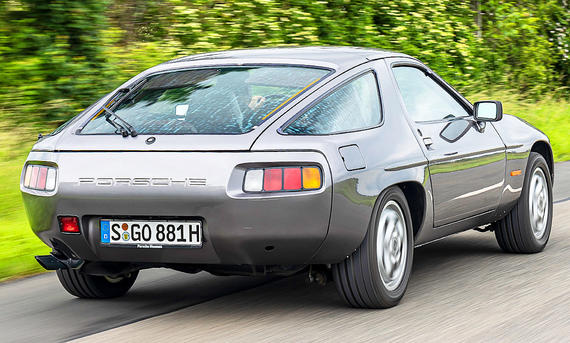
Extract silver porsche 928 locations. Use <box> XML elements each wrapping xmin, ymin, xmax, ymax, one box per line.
<box><xmin>22</xmin><ymin>47</ymin><xmax>553</xmax><ymax>308</ymax></box>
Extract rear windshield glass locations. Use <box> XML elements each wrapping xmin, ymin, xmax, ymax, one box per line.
<box><xmin>81</xmin><ymin>66</ymin><xmax>329</xmax><ymax>135</ymax></box>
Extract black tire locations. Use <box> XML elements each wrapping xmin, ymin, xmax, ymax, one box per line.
<box><xmin>493</xmin><ymin>152</ymin><xmax>552</xmax><ymax>253</ymax></box>
<box><xmin>332</xmin><ymin>187</ymin><xmax>414</xmax><ymax>308</ymax></box>
<box><xmin>56</xmin><ymin>268</ymin><xmax>138</xmax><ymax>299</ymax></box>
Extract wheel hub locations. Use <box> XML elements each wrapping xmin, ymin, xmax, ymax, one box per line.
<box><xmin>377</xmin><ymin>200</ymin><xmax>408</xmax><ymax>291</ymax></box>
<box><xmin>528</xmin><ymin>167</ymin><xmax>549</xmax><ymax>239</ymax></box>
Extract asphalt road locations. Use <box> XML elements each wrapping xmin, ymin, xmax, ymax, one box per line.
<box><xmin>1</xmin><ymin>162</ymin><xmax>569</xmax><ymax>343</ymax></box>
<box><xmin>553</xmin><ymin>161</ymin><xmax>570</xmax><ymax>203</ymax></box>
<box><xmin>75</xmin><ymin>201</ymin><xmax>570</xmax><ymax>343</ymax></box>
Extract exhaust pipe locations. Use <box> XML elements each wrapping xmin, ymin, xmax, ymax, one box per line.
<box><xmin>35</xmin><ymin>254</ymin><xmax>84</xmax><ymax>270</ymax></box>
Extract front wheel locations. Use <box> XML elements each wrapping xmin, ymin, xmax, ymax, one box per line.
<box><xmin>493</xmin><ymin>152</ymin><xmax>553</xmax><ymax>253</ymax></box>
<box><xmin>56</xmin><ymin>268</ymin><xmax>138</xmax><ymax>299</ymax></box>
<box><xmin>332</xmin><ymin>187</ymin><xmax>414</xmax><ymax>308</ymax></box>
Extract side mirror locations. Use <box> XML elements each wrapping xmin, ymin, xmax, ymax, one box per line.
<box><xmin>474</xmin><ymin>100</ymin><xmax>503</xmax><ymax>122</ymax></box>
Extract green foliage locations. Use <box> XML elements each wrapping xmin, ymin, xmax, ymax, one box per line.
<box><xmin>0</xmin><ymin>0</ymin><xmax>568</xmax><ymax>134</ymax></box>
<box><xmin>0</xmin><ymin>0</ymin><xmax>114</xmax><ymax>127</ymax></box>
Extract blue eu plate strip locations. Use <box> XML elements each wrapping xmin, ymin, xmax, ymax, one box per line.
<box><xmin>100</xmin><ymin>220</ymin><xmax>110</xmax><ymax>243</ymax></box>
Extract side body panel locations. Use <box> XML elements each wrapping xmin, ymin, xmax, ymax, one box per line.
<box><xmin>382</xmin><ymin>57</ymin><xmax>516</xmax><ymax>242</ymax></box>
<box><xmin>490</xmin><ymin>114</ymin><xmax>553</xmax><ymax>219</ymax></box>
<box><xmin>418</xmin><ymin>121</ymin><xmax>505</xmax><ymax>227</ymax></box>
<box><xmin>252</xmin><ymin>60</ymin><xmax>432</xmax><ymax>263</ymax></box>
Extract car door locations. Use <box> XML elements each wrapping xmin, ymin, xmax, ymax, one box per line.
<box><xmin>388</xmin><ymin>60</ymin><xmax>506</xmax><ymax>228</ymax></box>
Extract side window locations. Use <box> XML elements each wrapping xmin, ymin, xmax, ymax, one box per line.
<box><xmin>392</xmin><ymin>66</ymin><xmax>469</xmax><ymax>122</ymax></box>
<box><xmin>283</xmin><ymin>72</ymin><xmax>381</xmax><ymax>135</ymax></box>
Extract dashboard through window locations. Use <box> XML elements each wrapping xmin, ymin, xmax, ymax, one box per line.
<box><xmin>283</xmin><ymin>72</ymin><xmax>382</xmax><ymax>135</ymax></box>
<box><xmin>392</xmin><ymin>66</ymin><xmax>469</xmax><ymax>122</ymax></box>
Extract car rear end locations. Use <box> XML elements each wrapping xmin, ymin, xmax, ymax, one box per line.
<box><xmin>21</xmin><ymin>63</ymin><xmax>334</xmax><ymax>275</ymax></box>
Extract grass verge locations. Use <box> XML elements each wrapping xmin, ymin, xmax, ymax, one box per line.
<box><xmin>0</xmin><ymin>136</ymin><xmax>49</xmax><ymax>281</ymax></box>
<box><xmin>467</xmin><ymin>90</ymin><xmax>570</xmax><ymax>161</ymax></box>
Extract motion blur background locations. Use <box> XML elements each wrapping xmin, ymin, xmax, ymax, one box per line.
<box><xmin>0</xmin><ymin>0</ymin><xmax>569</xmax><ymax>281</ymax></box>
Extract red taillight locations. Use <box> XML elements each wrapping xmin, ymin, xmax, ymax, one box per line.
<box><xmin>37</xmin><ymin>167</ymin><xmax>48</xmax><ymax>190</ymax></box>
<box><xmin>263</xmin><ymin>168</ymin><xmax>283</xmax><ymax>191</ymax></box>
<box><xmin>59</xmin><ymin>216</ymin><xmax>80</xmax><ymax>233</ymax></box>
<box><xmin>283</xmin><ymin>168</ymin><xmax>302</xmax><ymax>190</ymax></box>
<box><xmin>29</xmin><ymin>166</ymin><xmax>39</xmax><ymax>188</ymax></box>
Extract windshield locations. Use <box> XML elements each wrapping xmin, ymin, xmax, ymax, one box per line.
<box><xmin>81</xmin><ymin>66</ymin><xmax>330</xmax><ymax>135</ymax></box>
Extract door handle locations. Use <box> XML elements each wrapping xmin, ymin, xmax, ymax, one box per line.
<box><xmin>444</xmin><ymin>151</ymin><xmax>459</xmax><ymax>156</ymax></box>
<box><xmin>423</xmin><ymin>137</ymin><xmax>433</xmax><ymax>148</ymax></box>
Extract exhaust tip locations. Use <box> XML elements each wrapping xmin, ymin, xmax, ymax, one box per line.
<box><xmin>35</xmin><ymin>255</ymin><xmax>67</xmax><ymax>270</ymax></box>
<box><xmin>35</xmin><ymin>254</ymin><xmax>83</xmax><ymax>270</ymax></box>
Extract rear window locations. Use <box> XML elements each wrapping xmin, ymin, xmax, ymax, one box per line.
<box><xmin>81</xmin><ymin>66</ymin><xmax>329</xmax><ymax>135</ymax></box>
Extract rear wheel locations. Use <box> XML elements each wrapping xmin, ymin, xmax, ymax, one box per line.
<box><xmin>332</xmin><ymin>187</ymin><xmax>414</xmax><ymax>308</ymax></box>
<box><xmin>493</xmin><ymin>152</ymin><xmax>552</xmax><ymax>253</ymax></box>
<box><xmin>56</xmin><ymin>268</ymin><xmax>138</xmax><ymax>299</ymax></box>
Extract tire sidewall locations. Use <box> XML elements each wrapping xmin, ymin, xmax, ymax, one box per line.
<box><xmin>366</xmin><ymin>187</ymin><xmax>414</xmax><ymax>304</ymax></box>
<box><xmin>519</xmin><ymin>153</ymin><xmax>553</xmax><ymax>249</ymax></box>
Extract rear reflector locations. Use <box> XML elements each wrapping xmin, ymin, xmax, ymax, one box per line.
<box><xmin>243</xmin><ymin>166</ymin><xmax>322</xmax><ymax>193</ymax></box>
<box><xmin>23</xmin><ymin>164</ymin><xmax>57</xmax><ymax>191</ymax></box>
<box><xmin>59</xmin><ymin>216</ymin><xmax>80</xmax><ymax>233</ymax></box>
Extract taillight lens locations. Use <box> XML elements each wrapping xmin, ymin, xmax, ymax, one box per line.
<box><xmin>243</xmin><ymin>166</ymin><xmax>322</xmax><ymax>193</ymax></box>
<box><xmin>302</xmin><ymin>167</ymin><xmax>322</xmax><ymax>190</ymax></box>
<box><xmin>263</xmin><ymin>168</ymin><xmax>283</xmax><ymax>191</ymax></box>
<box><xmin>283</xmin><ymin>168</ymin><xmax>302</xmax><ymax>190</ymax></box>
<box><xmin>23</xmin><ymin>164</ymin><xmax>57</xmax><ymax>191</ymax></box>
<box><xmin>59</xmin><ymin>216</ymin><xmax>80</xmax><ymax>233</ymax></box>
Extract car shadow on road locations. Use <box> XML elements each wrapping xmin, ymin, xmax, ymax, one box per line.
<box><xmin>126</xmin><ymin>231</ymin><xmax>511</xmax><ymax>317</ymax></box>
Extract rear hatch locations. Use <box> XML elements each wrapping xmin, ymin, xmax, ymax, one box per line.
<box><xmin>42</xmin><ymin>64</ymin><xmax>331</xmax><ymax>152</ymax></box>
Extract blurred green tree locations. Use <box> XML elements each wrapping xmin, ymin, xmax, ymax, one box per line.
<box><xmin>0</xmin><ymin>0</ymin><xmax>568</xmax><ymax>131</ymax></box>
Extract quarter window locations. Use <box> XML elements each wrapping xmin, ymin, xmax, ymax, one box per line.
<box><xmin>283</xmin><ymin>72</ymin><xmax>382</xmax><ymax>135</ymax></box>
<box><xmin>392</xmin><ymin>66</ymin><xmax>469</xmax><ymax>122</ymax></box>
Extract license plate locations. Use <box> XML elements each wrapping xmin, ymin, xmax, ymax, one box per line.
<box><xmin>100</xmin><ymin>219</ymin><xmax>202</xmax><ymax>248</ymax></box>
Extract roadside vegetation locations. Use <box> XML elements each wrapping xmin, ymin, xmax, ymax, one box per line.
<box><xmin>0</xmin><ymin>130</ymin><xmax>48</xmax><ymax>281</ymax></box>
<box><xmin>0</xmin><ymin>0</ymin><xmax>568</xmax><ymax>280</ymax></box>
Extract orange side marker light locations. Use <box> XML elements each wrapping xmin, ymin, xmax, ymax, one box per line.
<box><xmin>510</xmin><ymin>170</ymin><xmax>522</xmax><ymax>176</ymax></box>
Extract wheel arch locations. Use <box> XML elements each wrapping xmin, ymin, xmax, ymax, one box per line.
<box><xmin>396</xmin><ymin>181</ymin><xmax>426</xmax><ymax>239</ymax></box>
<box><xmin>530</xmin><ymin>140</ymin><xmax>554</xmax><ymax>182</ymax></box>
<box><xmin>310</xmin><ymin>171</ymin><xmax>431</xmax><ymax>264</ymax></box>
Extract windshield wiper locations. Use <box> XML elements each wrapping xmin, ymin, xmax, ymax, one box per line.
<box><xmin>102</xmin><ymin>106</ymin><xmax>138</xmax><ymax>137</ymax></box>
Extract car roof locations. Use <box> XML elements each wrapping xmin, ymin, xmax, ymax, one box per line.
<box><xmin>164</xmin><ymin>46</ymin><xmax>412</xmax><ymax>70</ymax></box>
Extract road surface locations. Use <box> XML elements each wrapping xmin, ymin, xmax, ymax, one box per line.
<box><xmin>1</xmin><ymin>162</ymin><xmax>569</xmax><ymax>342</ymax></box>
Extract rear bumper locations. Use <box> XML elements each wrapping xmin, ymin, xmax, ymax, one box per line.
<box><xmin>22</xmin><ymin>150</ymin><xmax>332</xmax><ymax>266</ymax></box>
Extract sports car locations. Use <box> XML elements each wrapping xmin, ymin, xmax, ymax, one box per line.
<box><xmin>22</xmin><ymin>47</ymin><xmax>554</xmax><ymax>308</ymax></box>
